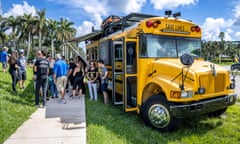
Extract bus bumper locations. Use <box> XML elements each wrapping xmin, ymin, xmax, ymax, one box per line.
<box><xmin>170</xmin><ymin>94</ymin><xmax>237</xmax><ymax>118</ymax></box>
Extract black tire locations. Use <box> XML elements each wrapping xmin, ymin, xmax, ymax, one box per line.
<box><xmin>208</xmin><ymin>108</ymin><xmax>227</xmax><ymax>117</ymax></box>
<box><xmin>141</xmin><ymin>94</ymin><xmax>180</xmax><ymax>132</ymax></box>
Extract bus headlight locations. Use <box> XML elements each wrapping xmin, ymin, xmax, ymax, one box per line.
<box><xmin>170</xmin><ymin>91</ymin><xmax>193</xmax><ymax>98</ymax></box>
<box><xmin>181</xmin><ymin>91</ymin><xmax>193</xmax><ymax>98</ymax></box>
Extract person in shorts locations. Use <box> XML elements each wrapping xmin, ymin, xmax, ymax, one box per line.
<box><xmin>1</xmin><ymin>46</ymin><xmax>9</xmax><ymax>73</ymax></box>
<box><xmin>17</xmin><ymin>49</ymin><xmax>27</xmax><ymax>89</ymax></box>
<box><xmin>98</xmin><ymin>59</ymin><xmax>108</xmax><ymax>104</ymax></box>
<box><xmin>53</xmin><ymin>54</ymin><xmax>68</xmax><ymax>104</ymax></box>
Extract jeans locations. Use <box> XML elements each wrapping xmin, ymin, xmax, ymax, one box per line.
<box><xmin>10</xmin><ymin>70</ymin><xmax>18</xmax><ymax>92</ymax></box>
<box><xmin>35</xmin><ymin>78</ymin><xmax>48</xmax><ymax>106</ymax></box>
<box><xmin>49</xmin><ymin>76</ymin><xmax>58</xmax><ymax>97</ymax></box>
<box><xmin>88</xmin><ymin>81</ymin><xmax>98</xmax><ymax>100</ymax></box>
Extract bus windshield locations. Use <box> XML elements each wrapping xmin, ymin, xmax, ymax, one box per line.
<box><xmin>140</xmin><ymin>35</ymin><xmax>201</xmax><ymax>58</ymax></box>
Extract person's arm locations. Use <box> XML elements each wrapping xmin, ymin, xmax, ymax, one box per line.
<box><xmin>47</xmin><ymin>61</ymin><xmax>49</xmax><ymax>75</ymax></box>
<box><xmin>94</xmin><ymin>68</ymin><xmax>99</xmax><ymax>81</ymax></box>
<box><xmin>102</xmin><ymin>68</ymin><xmax>108</xmax><ymax>79</ymax></box>
<box><xmin>73</xmin><ymin>68</ymin><xmax>77</xmax><ymax>77</ymax></box>
<box><xmin>81</xmin><ymin>67</ymin><xmax>85</xmax><ymax>77</ymax></box>
<box><xmin>53</xmin><ymin>63</ymin><xmax>57</xmax><ymax>83</ymax></box>
<box><xmin>68</xmin><ymin>69</ymin><xmax>73</xmax><ymax>77</ymax></box>
<box><xmin>6</xmin><ymin>54</ymin><xmax>9</xmax><ymax>65</ymax></box>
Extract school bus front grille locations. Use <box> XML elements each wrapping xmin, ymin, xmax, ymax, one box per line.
<box><xmin>199</xmin><ymin>73</ymin><xmax>225</xmax><ymax>94</ymax></box>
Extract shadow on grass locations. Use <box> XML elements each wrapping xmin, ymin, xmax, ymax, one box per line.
<box><xmin>2</xmin><ymin>80</ymin><xmax>35</xmax><ymax>106</ymax></box>
<box><xmin>86</xmin><ymin>95</ymin><xmax>224</xmax><ymax>144</ymax></box>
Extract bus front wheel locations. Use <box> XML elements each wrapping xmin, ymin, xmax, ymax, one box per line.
<box><xmin>141</xmin><ymin>94</ymin><xmax>179</xmax><ymax>132</ymax></box>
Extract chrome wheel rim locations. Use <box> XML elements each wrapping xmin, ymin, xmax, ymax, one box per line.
<box><xmin>148</xmin><ymin>104</ymin><xmax>170</xmax><ymax>128</ymax></box>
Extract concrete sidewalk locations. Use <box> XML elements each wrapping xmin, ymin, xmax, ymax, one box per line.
<box><xmin>4</xmin><ymin>93</ymin><xmax>86</xmax><ymax>144</ymax></box>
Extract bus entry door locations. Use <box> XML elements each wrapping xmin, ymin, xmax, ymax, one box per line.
<box><xmin>112</xmin><ymin>41</ymin><xmax>124</xmax><ymax>105</ymax></box>
<box><xmin>124</xmin><ymin>41</ymin><xmax>137</xmax><ymax>111</ymax></box>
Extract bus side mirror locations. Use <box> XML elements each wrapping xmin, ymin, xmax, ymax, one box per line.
<box><xmin>180</xmin><ymin>54</ymin><xmax>194</xmax><ymax>66</ymax></box>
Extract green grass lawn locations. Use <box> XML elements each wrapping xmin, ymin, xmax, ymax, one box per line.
<box><xmin>1</xmin><ymin>66</ymin><xmax>240</xmax><ymax>144</ymax></box>
<box><xmin>86</xmin><ymin>95</ymin><xmax>240</xmax><ymax>144</ymax></box>
<box><xmin>0</xmin><ymin>68</ymin><xmax>36</xmax><ymax>144</ymax></box>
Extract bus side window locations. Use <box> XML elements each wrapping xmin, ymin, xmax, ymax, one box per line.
<box><xmin>126</xmin><ymin>42</ymin><xmax>136</xmax><ymax>74</ymax></box>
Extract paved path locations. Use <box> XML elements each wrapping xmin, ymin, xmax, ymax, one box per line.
<box><xmin>4</xmin><ymin>93</ymin><xmax>86</xmax><ymax>144</ymax></box>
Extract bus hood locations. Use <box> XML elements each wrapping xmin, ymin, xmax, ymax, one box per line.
<box><xmin>150</xmin><ymin>58</ymin><xmax>233</xmax><ymax>98</ymax></box>
<box><xmin>152</xmin><ymin>58</ymin><xmax>228</xmax><ymax>76</ymax></box>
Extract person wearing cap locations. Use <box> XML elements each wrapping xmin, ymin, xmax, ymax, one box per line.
<box><xmin>1</xmin><ymin>46</ymin><xmax>9</xmax><ymax>73</ymax></box>
<box><xmin>17</xmin><ymin>49</ymin><xmax>27</xmax><ymax>89</ymax></box>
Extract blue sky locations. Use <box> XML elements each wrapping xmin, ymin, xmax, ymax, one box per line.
<box><xmin>2</xmin><ymin>0</ymin><xmax>240</xmax><ymax>41</ymax></box>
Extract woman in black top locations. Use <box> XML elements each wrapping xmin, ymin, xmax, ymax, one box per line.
<box><xmin>72</xmin><ymin>60</ymin><xmax>85</xmax><ymax>98</ymax></box>
<box><xmin>8</xmin><ymin>50</ymin><xmax>19</xmax><ymax>93</ymax></box>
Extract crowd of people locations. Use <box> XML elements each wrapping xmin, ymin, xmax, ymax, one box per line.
<box><xmin>0</xmin><ymin>46</ymin><xmax>109</xmax><ymax>108</ymax></box>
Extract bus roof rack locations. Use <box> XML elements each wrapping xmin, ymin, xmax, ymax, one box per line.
<box><xmin>102</xmin><ymin>13</ymin><xmax>158</xmax><ymax>36</ymax></box>
<box><xmin>69</xmin><ymin>13</ymin><xmax>159</xmax><ymax>42</ymax></box>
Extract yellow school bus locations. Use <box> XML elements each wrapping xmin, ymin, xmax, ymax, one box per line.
<box><xmin>76</xmin><ymin>11</ymin><xmax>237</xmax><ymax>132</ymax></box>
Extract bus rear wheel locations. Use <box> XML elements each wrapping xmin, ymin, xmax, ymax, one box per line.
<box><xmin>141</xmin><ymin>94</ymin><xmax>179</xmax><ymax>132</ymax></box>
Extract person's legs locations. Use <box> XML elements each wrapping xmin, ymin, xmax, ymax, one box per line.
<box><xmin>18</xmin><ymin>72</ymin><xmax>23</xmax><ymax>89</ymax></box>
<box><xmin>22</xmin><ymin>72</ymin><xmax>26</xmax><ymax>89</ymax></box>
<box><xmin>56</xmin><ymin>76</ymin><xmax>67</xmax><ymax>103</ymax></box>
<box><xmin>101</xmin><ymin>83</ymin><xmax>108</xmax><ymax>104</ymax></box>
<box><xmin>2</xmin><ymin>62</ymin><xmax>7</xmax><ymax>73</ymax></box>
<box><xmin>42</xmin><ymin>78</ymin><xmax>48</xmax><ymax>106</ymax></box>
<box><xmin>49</xmin><ymin>78</ymin><xmax>54</xmax><ymax>98</ymax></box>
<box><xmin>88</xmin><ymin>81</ymin><xmax>93</xmax><ymax>100</ymax></box>
<box><xmin>35</xmin><ymin>79</ymin><xmax>42</xmax><ymax>106</ymax></box>
<box><xmin>93</xmin><ymin>83</ymin><xmax>98</xmax><ymax>100</ymax></box>
<box><xmin>11</xmin><ymin>71</ymin><xmax>18</xmax><ymax>92</ymax></box>
<box><xmin>54</xmin><ymin>83</ymin><xmax>58</xmax><ymax>98</ymax></box>
<box><xmin>103</xmin><ymin>91</ymin><xmax>108</xmax><ymax>104</ymax></box>
<box><xmin>72</xmin><ymin>77</ymin><xmax>78</xmax><ymax>97</ymax></box>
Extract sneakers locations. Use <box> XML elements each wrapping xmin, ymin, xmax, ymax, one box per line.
<box><xmin>62</xmin><ymin>99</ymin><xmax>67</xmax><ymax>104</ymax></box>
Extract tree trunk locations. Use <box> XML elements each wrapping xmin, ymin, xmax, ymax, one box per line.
<box><xmin>51</xmin><ymin>39</ymin><xmax>54</xmax><ymax>57</ymax></box>
<box><xmin>26</xmin><ymin>32</ymin><xmax>31</xmax><ymax>61</ymax></box>
<box><xmin>38</xmin><ymin>31</ymin><xmax>42</xmax><ymax>50</ymax></box>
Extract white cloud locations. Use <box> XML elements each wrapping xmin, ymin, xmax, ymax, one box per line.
<box><xmin>119</xmin><ymin>0</ymin><xmax>146</xmax><ymax>14</ymax></box>
<box><xmin>201</xmin><ymin>17</ymin><xmax>234</xmax><ymax>41</ymax></box>
<box><xmin>226</xmin><ymin>28</ymin><xmax>234</xmax><ymax>34</ymax></box>
<box><xmin>76</xmin><ymin>21</ymin><xmax>94</xmax><ymax>36</ymax></box>
<box><xmin>150</xmin><ymin>0</ymin><xmax>198</xmax><ymax>10</ymax></box>
<box><xmin>233</xmin><ymin>1</ymin><xmax>240</xmax><ymax>18</ymax></box>
<box><xmin>235</xmin><ymin>31</ymin><xmax>240</xmax><ymax>37</ymax></box>
<box><xmin>48</xmin><ymin>0</ymin><xmax>146</xmax><ymax>36</ymax></box>
<box><xmin>234</xmin><ymin>32</ymin><xmax>240</xmax><ymax>37</ymax></box>
<box><xmin>3</xmin><ymin>1</ymin><xmax>36</xmax><ymax>17</ymax></box>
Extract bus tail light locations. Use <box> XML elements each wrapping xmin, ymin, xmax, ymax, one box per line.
<box><xmin>146</xmin><ymin>20</ymin><xmax>161</xmax><ymax>28</ymax></box>
<box><xmin>191</xmin><ymin>26</ymin><xmax>201</xmax><ymax>32</ymax></box>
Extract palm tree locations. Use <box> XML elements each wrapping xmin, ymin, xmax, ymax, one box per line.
<box><xmin>218</xmin><ymin>32</ymin><xmax>225</xmax><ymax>42</ymax></box>
<box><xmin>0</xmin><ymin>16</ymin><xmax>8</xmax><ymax>47</ymax></box>
<box><xmin>5</xmin><ymin>15</ymin><xmax>21</xmax><ymax>50</ymax></box>
<box><xmin>20</xmin><ymin>13</ymin><xmax>38</xmax><ymax>60</ymax></box>
<box><xmin>36</xmin><ymin>9</ymin><xmax>46</xmax><ymax>50</ymax></box>
<box><xmin>47</xmin><ymin>19</ymin><xmax>58</xmax><ymax>57</ymax></box>
<box><xmin>218</xmin><ymin>32</ymin><xmax>225</xmax><ymax>62</ymax></box>
<box><xmin>57</xmin><ymin>18</ymin><xmax>76</xmax><ymax>58</ymax></box>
